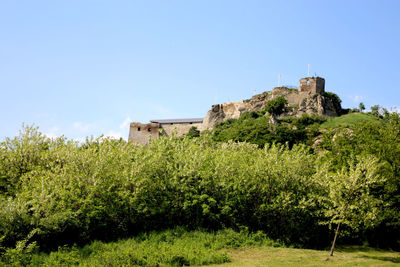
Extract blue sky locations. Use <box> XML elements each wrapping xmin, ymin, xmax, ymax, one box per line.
<box><xmin>1</xmin><ymin>0</ymin><xmax>399</xmax><ymax>140</ymax></box>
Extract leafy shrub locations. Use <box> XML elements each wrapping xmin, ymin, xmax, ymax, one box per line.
<box><xmin>213</xmin><ymin>114</ymin><xmax>326</xmax><ymax>148</ymax></box>
<box><xmin>323</xmin><ymin>92</ymin><xmax>343</xmax><ymax>115</ymax></box>
<box><xmin>0</xmin><ymin>126</ymin><xmax>326</xmax><ymax>251</ymax></box>
<box><xmin>0</xmin><ymin>118</ymin><xmax>397</xmax><ymax>256</ymax></box>
<box><xmin>0</xmin><ymin>229</ymin><xmax>39</xmax><ymax>266</ymax></box>
<box><xmin>187</xmin><ymin>126</ymin><xmax>200</xmax><ymax>138</ymax></box>
<box><xmin>265</xmin><ymin>96</ymin><xmax>288</xmax><ymax>116</ymax></box>
<box><xmin>318</xmin><ymin>112</ymin><xmax>400</xmax><ymax>249</ymax></box>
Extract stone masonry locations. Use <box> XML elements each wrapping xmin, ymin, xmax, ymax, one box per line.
<box><xmin>129</xmin><ymin>118</ymin><xmax>203</xmax><ymax>144</ymax></box>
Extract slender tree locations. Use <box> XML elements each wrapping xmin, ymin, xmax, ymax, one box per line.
<box><xmin>318</xmin><ymin>155</ymin><xmax>385</xmax><ymax>257</ymax></box>
<box><xmin>359</xmin><ymin>102</ymin><xmax>366</xmax><ymax>112</ymax></box>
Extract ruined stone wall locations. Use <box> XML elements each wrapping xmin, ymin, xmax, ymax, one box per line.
<box><xmin>202</xmin><ymin>77</ymin><xmax>339</xmax><ymax>129</ymax></box>
<box><xmin>129</xmin><ymin>122</ymin><xmax>160</xmax><ymax>144</ymax></box>
<box><xmin>161</xmin><ymin>122</ymin><xmax>203</xmax><ymax>136</ymax></box>
<box><xmin>299</xmin><ymin>77</ymin><xmax>325</xmax><ymax>93</ymax></box>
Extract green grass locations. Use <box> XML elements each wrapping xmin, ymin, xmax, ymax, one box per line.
<box><xmin>207</xmin><ymin>246</ymin><xmax>400</xmax><ymax>267</ymax></box>
<box><xmin>321</xmin><ymin>112</ymin><xmax>378</xmax><ymax>129</ymax></box>
<box><xmin>3</xmin><ymin>228</ymin><xmax>398</xmax><ymax>266</ymax></box>
<box><xmin>24</xmin><ymin>228</ymin><xmax>282</xmax><ymax>266</ymax></box>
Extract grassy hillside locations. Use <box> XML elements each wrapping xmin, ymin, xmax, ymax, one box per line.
<box><xmin>320</xmin><ymin>112</ymin><xmax>378</xmax><ymax>129</ymax></box>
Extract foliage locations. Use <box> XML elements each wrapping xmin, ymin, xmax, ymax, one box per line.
<box><xmin>265</xmin><ymin>96</ymin><xmax>288</xmax><ymax>116</ymax></box>
<box><xmin>187</xmin><ymin>126</ymin><xmax>200</xmax><ymax>138</ymax></box>
<box><xmin>0</xmin><ymin>126</ymin><xmax>327</xmax><ymax>252</ymax></box>
<box><xmin>316</xmin><ymin>156</ymin><xmax>385</xmax><ymax>256</ymax></box>
<box><xmin>5</xmin><ymin>228</ymin><xmax>282</xmax><ymax>266</ymax></box>
<box><xmin>0</xmin><ymin>229</ymin><xmax>39</xmax><ymax>266</ymax></box>
<box><xmin>369</xmin><ymin>105</ymin><xmax>389</xmax><ymax>118</ymax></box>
<box><xmin>370</xmin><ymin>105</ymin><xmax>380</xmax><ymax>116</ymax></box>
<box><xmin>359</xmin><ymin>102</ymin><xmax>366</xmax><ymax>112</ymax></box>
<box><xmin>318</xmin><ymin>112</ymin><xmax>400</xmax><ymax>249</ymax></box>
<box><xmin>0</xmin><ymin>114</ymin><xmax>399</xmax><ymax>259</ymax></box>
<box><xmin>320</xmin><ymin>156</ymin><xmax>384</xmax><ymax>229</ymax></box>
<box><xmin>323</xmin><ymin>92</ymin><xmax>343</xmax><ymax>115</ymax></box>
<box><xmin>213</xmin><ymin>113</ymin><xmax>326</xmax><ymax>148</ymax></box>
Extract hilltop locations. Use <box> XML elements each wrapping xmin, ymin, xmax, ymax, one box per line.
<box><xmin>129</xmin><ymin>76</ymin><xmax>343</xmax><ymax>144</ymax></box>
<box><xmin>202</xmin><ymin>76</ymin><xmax>342</xmax><ymax>130</ymax></box>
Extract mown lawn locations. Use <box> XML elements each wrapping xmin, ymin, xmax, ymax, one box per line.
<box><xmin>207</xmin><ymin>246</ymin><xmax>400</xmax><ymax>267</ymax></box>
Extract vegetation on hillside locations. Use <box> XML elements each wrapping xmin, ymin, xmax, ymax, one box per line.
<box><xmin>264</xmin><ymin>96</ymin><xmax>289</xmax><ymax>116</ymax></box>
<box><xmin>323</xmin><ymin>92</ymin><xmax>343</xmax><ymax>115</ymax></box>
<box><xmin>321</xmin><ymin>112</ymin><xmax>378</xmax><ymax>129</ymax></box>
<box><xmin>213</xmin><ymin>111</ymin><xmax>326</xmax><ymax>148</ymax></box>
<box><xmin>0</xmin><ymin>102</ymin><xmax>399</xmax><ymax>265</ymax></box>
<box><xmin>212</xmin><ymin>104</ymin><xmax>400</xmax><ymax>251</ymax></box>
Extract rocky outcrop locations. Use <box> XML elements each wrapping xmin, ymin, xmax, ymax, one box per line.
<box><xmin>202</xmin><ymin>87</ymin><xmax>342</xmax><ymax>129</ymax></box>
<box><xmin>201</xmin><ymin>101</ymin><xmax>251</xmax><ymax>130</ymax></box>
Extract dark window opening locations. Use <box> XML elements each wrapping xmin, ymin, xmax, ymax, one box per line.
<box><xmin>190</xmin><ymin>122</ymin><xmax>193</xmax><ymax>124</ymax></box>
<box><xmin>138</xmin><ymin>127</ymin><xmax>141</xmax><ymax>131</ymax></box>
<box><xmin>148</xmin><ymin>128</ymin><xmax>152</xmax><ymax>132</ymax></box>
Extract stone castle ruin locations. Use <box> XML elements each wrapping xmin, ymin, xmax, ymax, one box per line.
<box><xmin>299</xmin><ymin>76</ymin><xmax>325</xmax><ymax>93</ymax></box>
<box><xmin>129</xmin><ymin>76</ymin><xmax>342</xmax><ymax>144</ymax></box>
<box><xmin>129</xmin><ymin>118</ymin><xmax>204</xmax><ymax>144</ymax></box>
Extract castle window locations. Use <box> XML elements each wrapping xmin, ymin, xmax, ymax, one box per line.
<box><xmin>138</xmin><ymin>127</ymin><xmax>141</xmax><ymax>131</ymax></box>
<box><xmin>306</xmin><ymin>80</ymin><xmax>310</xmax><ymax>85</ymax></box>
<box><xmin>148</xmin><ymin>128</ymin><xmax>152</xmax><ymax>132</ymax></box>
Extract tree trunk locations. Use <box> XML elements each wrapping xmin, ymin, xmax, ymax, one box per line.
<box><xmin>329</xmin><ymin>222</ymin><xmax>341</xmax><ymax>257</ymax></box>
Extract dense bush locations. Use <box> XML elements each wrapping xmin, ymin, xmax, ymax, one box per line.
<box><xmin>213</xmin><ymin>113</ymin><xmax>326</xmax><ymax>148</ymax></box>
<box><xmin>318</xmin><ymin>112</ymin><xmax>400</xmax><ymax>249</ymax></box>
<box><xmin>323</xmin><ymin>92</ymin><xmax>343</xmax><ymax>115</ymax></box>
<box><xmin>186</xmin><ymin>126</ymin><xmax>200</xmax><ymax>138</ymax></box>
<box><xmin>265</xmin><ymin>96</ymin><xmax>288</xmax><ymax>116</ymax></box>
<box><xmin>0</xmin><ymin>113</ymin><xmax>397</xmax><ymax>257</ymax></box>
<box><xmin>0</xmin><ymin>126</ymin><xmax>326</xmax><ymax>251</ymax></box>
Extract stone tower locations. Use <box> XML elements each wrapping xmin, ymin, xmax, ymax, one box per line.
<box><xmin>299</xmin><ymin>77</ymin><xmax>325</xmax><ymax>94</ymax></box>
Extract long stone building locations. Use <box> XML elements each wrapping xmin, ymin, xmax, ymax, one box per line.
<box><xmin>128</xmin><ymin>76</ymin><xmax>342</xmax><ymax>144</ymax></box>
<box><xmin>129</xmin><ymin>118</ymin><xmax>203</xmax><ymax>144</ymax></box>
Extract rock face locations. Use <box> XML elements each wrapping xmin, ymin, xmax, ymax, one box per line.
<box><xmin>201</xmin><ymin>101</ymin><xmax>251</xmax><ymax>130</ymax></box>
<box><xmin>202</xmin><ymin>77</ymin><xmax>342</xmax><ymax>129</ymax></box>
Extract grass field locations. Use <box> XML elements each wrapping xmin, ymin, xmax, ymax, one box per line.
<box><xmin>207</xmin><ymin>246</ymin><xmax>400</xmax><ymax>267</ymax></box>
<box><xmin>320</xmin><ymin>112</ymin><xmax>378</xmax><ymax>129</ymax></box>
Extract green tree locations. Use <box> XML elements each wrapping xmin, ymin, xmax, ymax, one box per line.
<box><xmin>370</xmin><ymin>105</ymin><xmax>380</xmax><ymax>116</ymax></box>
<box><xmin>318</xmin><ymin>156</ymin><xmax>385</xmax><ymax>257</ymax></box>
<box><xmin>318</xmin><ymin>112</ymin><xmax>400</xmax><ymax>249</ymax></box>
<box><xmin>359</xmin><ymin>102</ymin><xmax>365</xmax><ymax>112</ymax></box>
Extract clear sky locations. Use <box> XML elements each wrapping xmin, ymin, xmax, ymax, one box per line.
<box><xmin>1</xmin><ymin>0</ymin><xmax>399</xmax><ymax>140</ymax></box>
